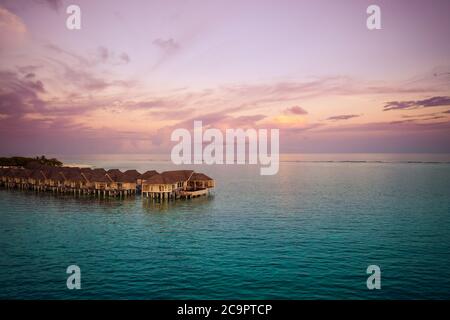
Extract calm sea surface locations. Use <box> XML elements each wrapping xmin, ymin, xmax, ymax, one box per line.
<box><xmin>0</xmin><ymin>154</ymin><xmax>449</xmax><ymax>299</ymax></box>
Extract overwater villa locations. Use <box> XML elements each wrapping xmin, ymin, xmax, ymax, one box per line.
<box><xmin>0</xmin><ymin>165</ymin><xmax>214</xmax><ymax>200</ymax></box>
<box><xmin>133</xmin><ymin>169</ymin><xmax>214</xmax><ymax>200</ymax></box>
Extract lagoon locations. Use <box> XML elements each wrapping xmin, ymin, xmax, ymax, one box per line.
<box><xmin>0</xmin><ymin>154</ymin><xmax>449</xmax><ymax>299</ymax></box>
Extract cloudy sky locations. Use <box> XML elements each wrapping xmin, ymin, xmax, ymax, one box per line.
<box><xmin>0</xmin><ymin>0</ymin><xmax>449</xmax><ymax>155</ymax></box>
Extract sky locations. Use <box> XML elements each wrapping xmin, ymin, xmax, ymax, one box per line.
<box><xmin>0</xmin><ymin>0</ymin><xmax>449</xmax><ymax>155</ymax></box>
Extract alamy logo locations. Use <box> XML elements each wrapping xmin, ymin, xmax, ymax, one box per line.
<box><xmin>64</xmin><ymin>4</ymin><xmax>381</xmax><ymax>31</ymax></box>
<box><xmin>366</xmin><ymin>265</ymin><xmax>381</xmax><ymax>290</ymax></box>
<box><xmin>366</xmin><ymin>5</ymin><xmax>381</xmax><ymax>30</ymax></box>
<box><xmin>66</xmin><ymin>265</ymin><xmax>81</xmax><ymax>289</ymax></box>
<box><xmin>171</xmin><ymin>121</ymin><xmax>279</xmax><ymax>175</ymax></box>
<box><xmin>66</xmin><ymin>5</ymin><xmax>81</xmax><ymax>30</ymax></box>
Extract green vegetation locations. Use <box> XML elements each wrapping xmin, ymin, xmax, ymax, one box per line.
<box><xmin>0</xmin><ymin>156</ymin><xmax>63</xmax><ymax>168</ymax></box>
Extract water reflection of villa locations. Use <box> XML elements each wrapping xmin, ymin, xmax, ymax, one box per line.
<box><xmin>0</xmin><ymin>165</ymin><xmax>214</xmax><ymax>200</ymax></box>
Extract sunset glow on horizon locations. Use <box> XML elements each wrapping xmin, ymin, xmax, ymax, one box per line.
<box><xmin>0</xmin><ymin>0</ymin><xmax>449</xmax><ymax>155</ymax></box>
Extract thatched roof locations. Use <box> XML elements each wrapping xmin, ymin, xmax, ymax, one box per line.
<box><xmin>3</xmin><ymin>168</ymin><xmax>14</xmax><ymax>177</ymax></box>
<box><xmin>83</xmin><ymin>168</ymin><xmax>108</xmax><ymax>182</ymax></box>
<box><xmin>123</xmin><ymin>170</ymin><xmax>141</xmax><ymax>181</ymax></box>
<box><xmin>1</xmin><ymin>165</ymin><xmax>213</xmax><ymax>186</ymax></box>
<box><xmin>143</xmin><ymin>170</ymin><xmax>195</xmax><ymax>185</ymax></box>
<box><xmin>107</xmin><ymin>169</ymin><xmax>122</xmax><ymax>176</ymax></box>
<box><xmin>92</xmin><ymin>168</ymin><xmax>106</xmax><ymax>175</ymax></box>
<box><xmin>5</xmin><ymin>168</ymin><xmax>18</xmax><ymax>177</ymax></box>
<box><xmin>143</xmin><ymin>173</ymin><xmax>166</xmax><ymax>184</ymax></box>
<box><xmin>161</xmin><ymin>170</ymin><xmax>194</xmax><ymax>183</ymax></box>
<box><xmin>39</xmin><ymin>165</ymin><xmax>54</xmax><ymax>177</ymax></box>
<box><xmin>79</xmin><ymin>168</ymin><xmax>92</xmax><ymax>181</ymax></box>
<box><xmin>61</xmin><ymin>167</ymin><xmax>85</xmax><ymax>182</ymax></box>
<box><xmin>24</xmin><ymin>161</ymin><xmax>44</xmax><ymax>170</ymax></box>
<box><xmin>48</xmin><ymin>169</ymin><xmax>64</xmax><ymax>182</ymax></box>
<box><xmin>17</xmin><ymin>169</ymin><xmax>31</xmax><ymax>178</ymax></box>
<box><xmin>139</xmin><ymin>170</ymin><xmax>158</xmax><ymax>180</ymax></box>
<box><xmin>79</xmin><ymin>168</ymin><xmax>106</xmax><ymax>182</ymax></box>
<box><xmin>29</xmin><ymin>170</ymin><xmax>45</xmax><ymax>180</ymax></box>
<box><xmin>91</xmin><ymin>172</ymin><xmax>108</xmax><ymax>183</ymax></box>
<box><xmin>106</xmin><ymin>169</ymin><xmax>122</xmax><ymax>180</ymax></box>
<box><xmin>190</xmin><ymin>172</ymin><xmax>213</xmax><ymax>181</ymax></box>
<box><xmin>4</xmin><ymin>168</ymin><xmax>30</xmax><ymax>178</ymax></box>
<box><xmin>120</xmin><ymin>175</ymin><xmax>137</xmax><ymax>183</ymax></box>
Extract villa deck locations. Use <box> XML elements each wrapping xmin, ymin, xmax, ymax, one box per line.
<box><xmin>179</xmin><ymin>188</ymin><xmax>209</xmax><ymax>199</ymax></box>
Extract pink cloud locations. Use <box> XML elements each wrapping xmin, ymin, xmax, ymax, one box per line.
<box><xmin>0</xmin><ymin>6</ymin><xmax>27</xmax><ymax>50</ymax></box>
<box><xmin>285</xmin><ymin>106</ymin><xmax>308</xmax><ymax>115</ymax></box>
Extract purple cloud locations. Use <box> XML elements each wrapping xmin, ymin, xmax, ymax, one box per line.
<box><xmin>327</xmin><ymin>114</ymin><xmax>360</xmax><ymax>121</ymax></box>
<box><xmin>153</xmin><ymin>38</ymin><xmax>179</xmax><ymax>53</ymax></box>
<box><xmin>97</xmin><ymin>46</ymin><xmax>109</xmax><ymax>63</ymax></box>
<box><xmin>383</xmin><ymin>96</ymin><xmax>450</xmax><ymax>111</ymax></box>
<box><xmin>119</xmin><ymin>52</ymin><xmax>130</xmax><ymax>64</ymax></box>
<box><xmin>17</xmin><ymin>65</ymin><xmax>41</xmax><ymax>74</ymax></box>
<box><xmin>97</xmin><ymin>46</ymin><xmax>130</xmax><ymax>65</ymax></box>
<box><xmin>0</xmin><ymin>71</ymin><xmax>46</xmax><ymax>116</ymax></box>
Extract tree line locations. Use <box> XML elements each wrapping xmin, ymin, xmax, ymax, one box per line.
<box><xmin>0</xmin><ymin>156</ymin><xmax>63</xmax><ymax>168</ymax></box>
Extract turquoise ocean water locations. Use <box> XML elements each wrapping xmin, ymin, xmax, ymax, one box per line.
<box><xmin>0</xmin><ymin>154</ymin><xmax>449</xmax><ymax>299</ymax></box>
